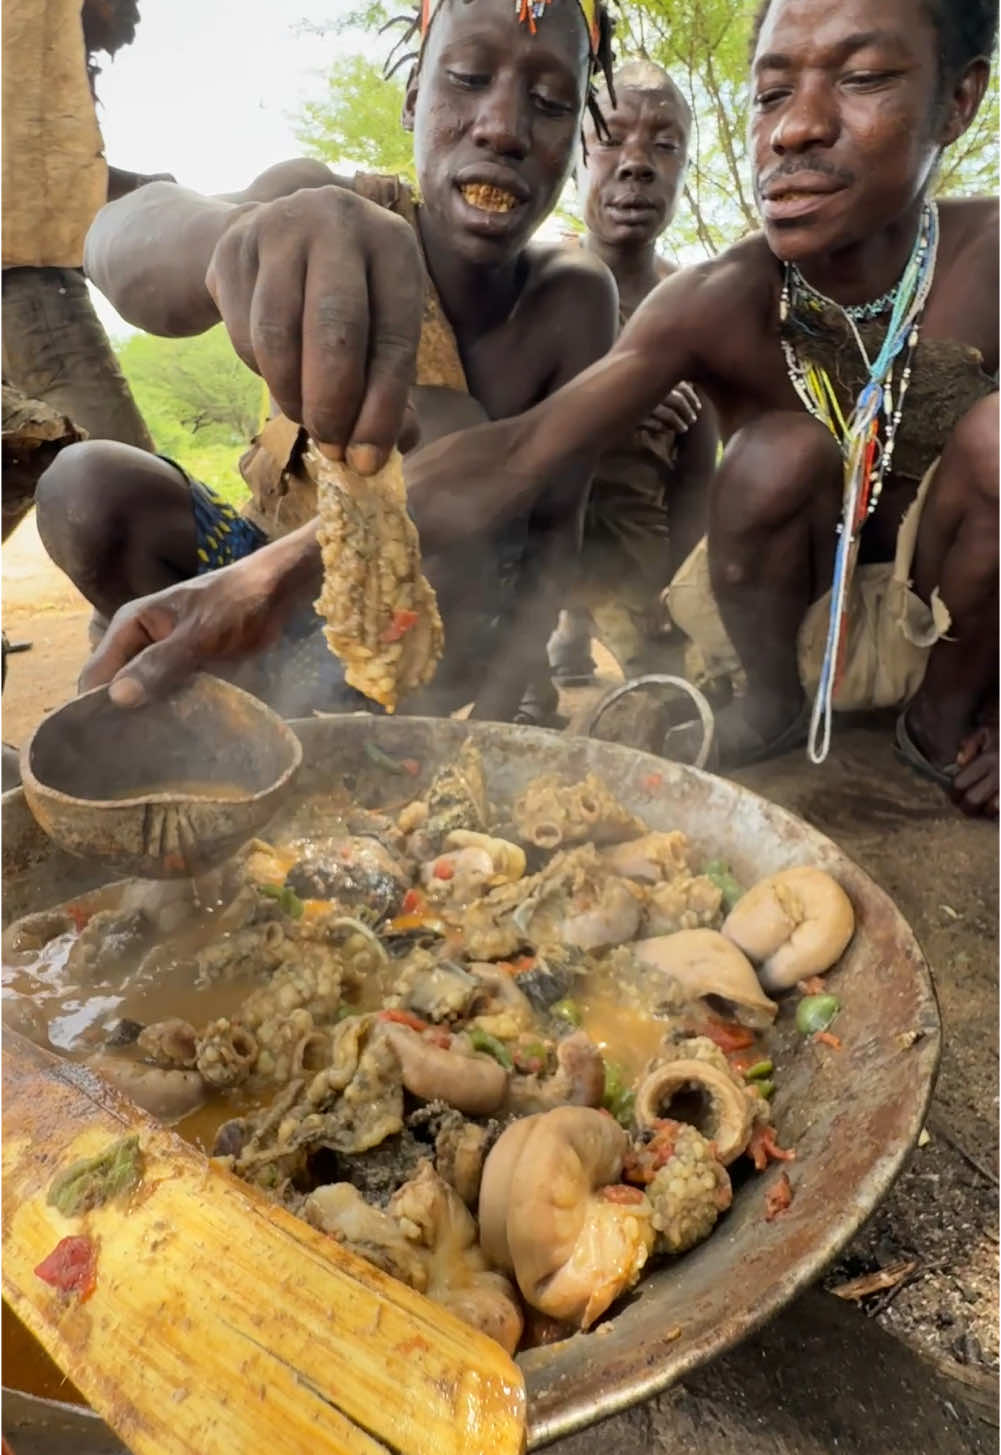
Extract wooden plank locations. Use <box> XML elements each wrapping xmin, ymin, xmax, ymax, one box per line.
<box><xmin>2</xmin><ymin>1033</ymin><xmax>526</xmax><ymax>1455</ymax></box>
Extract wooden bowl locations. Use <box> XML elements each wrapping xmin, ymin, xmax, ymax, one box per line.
<box><xmin>20</xmin><ymin>675</ymin><xmax>302</xmax><ymax>878</ymax></box>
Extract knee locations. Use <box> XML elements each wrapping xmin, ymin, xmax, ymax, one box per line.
<box><xmin>35</xmin><ymin>441</ymin><xmax>131</xmax><ymax>543</ymax></box>
<box><xmin>36</xmin><ymin>441</ymin><xmax>184</xmax><ymax>558</ymax></box>
<box><xmin>942</xmin><ymin>393</ymin><xmax>998</xmax><ymax>509</ymax></box>
<box><xmin>713</xmin><ymin>411</ymin><xmax>840</xmax><ymax>534</ymax></box>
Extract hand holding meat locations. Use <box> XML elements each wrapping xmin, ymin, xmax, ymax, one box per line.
<box><xmin>205</xmin><ymin>187</ymin><xmax>425</xmax><ymax>467</ymax></box>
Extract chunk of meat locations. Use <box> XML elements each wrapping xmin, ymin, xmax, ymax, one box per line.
<box><xmin>513</xmin><ymin>773</ymin><xmax>644</xmax><ymax>850</ymax></box>
<box><xmin>313</xmin><ymin>447</ymin><xmax>443</xmax><ymax>712</ymax></box>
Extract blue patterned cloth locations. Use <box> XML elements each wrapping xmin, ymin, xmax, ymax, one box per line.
<box><xmin>188</xmin><ymin>477</ymin><xmax>267</xmax><ymax>572</ymax></box>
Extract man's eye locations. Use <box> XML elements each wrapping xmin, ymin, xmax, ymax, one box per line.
<box><xmin>532</xmin><ymin>91</ymin><xmax>574</xmax><ymax>117</ymax></box>
<box><xmin>842</xmin><ymin>70</ymin><xmax>897</xmax><ymax>89</ymax></box>
<box><xmin>656</xmin><ymin>140</ymin><xmax>680</xmax><ymax>152</ymax></box>
<box><xmin>754</xmin><ymin>87</ymin><xmax>790</xmax><ymax>108</ymax></box>
<box><xmin>447</xmin><ymin>69</ymin><xmax>488</xmax><ymax>89</ymax></box>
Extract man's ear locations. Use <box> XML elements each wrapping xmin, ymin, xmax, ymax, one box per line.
<box><xmin>402</xmin><ymin>69</ymin><xmax>419</xmax><ymax>133</ymax></box>
<box><xmin>939</xmin><ymin>56</ymin><xmax>990</xmax><ymax>145</ymax></box>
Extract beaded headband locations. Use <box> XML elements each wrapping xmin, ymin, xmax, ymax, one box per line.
<box><xmin>420</xmin><ymin>0</ymin><xmax>601</xmax><ymax>62</ymax></box>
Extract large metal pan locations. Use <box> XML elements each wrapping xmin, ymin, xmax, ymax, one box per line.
<box><xmin>1</xmin><ymin>717</ymin><xmax>940</xmax><ymax>1450</ymax></box>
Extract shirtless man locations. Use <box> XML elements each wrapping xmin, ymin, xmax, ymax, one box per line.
<box><xmin>416</xmin><ymin>0</ymin><xmax>1000</xmax><ymax>814</ymax></box>
<box><xmin>38</xmin><ymin>0</ymin><xmax>618</xmax><ymax>721</ymax></box>
<box><xmin>81</xmin><ymin>0</ymin><xmax>999</xmax><ymax>818</ymax></box>
<box><xmin>547</xmin><ymin>59</ymin><xmax>718</xmax><ymax>685</ymax></box>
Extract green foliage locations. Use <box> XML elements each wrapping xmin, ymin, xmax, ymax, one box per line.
<box><xmin>294</xmin><ymin>55</ymin><xmax>416</xmax><ymax>181</ymax></box>
<box><xmin>114</xmin><ymin>327</ymin><xmax>263</xmax><ymax>505</ymax></box>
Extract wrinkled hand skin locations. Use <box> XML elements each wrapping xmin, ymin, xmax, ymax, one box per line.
<box><xmin>952</xmin><ymin>725</ymin><xmax>999</xmax><ymax>817</ymax></box>
<box><xmin>77</xmin><ymin>562</ymin><xmax>284</xmax><ymax>707</ymax></box>
<box><xmin>205</xmin><ymin>186</ymin><xmax>425</xmax><ymax>468</ymax></box>
<box><xmin>640</xmin><ymin>381</ymin><xmax>701</xmax><ymax>439</ymax></box>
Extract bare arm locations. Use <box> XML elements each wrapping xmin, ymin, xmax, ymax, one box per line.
<box><xmin>84</xmin><ymin>158</ymin><xmax>345</xmax><ymax>337</ymax></box>
<box><xmin>468</xmin><ymin>257</ymin><xmax>619</xmax><ymax>720</ymax></box>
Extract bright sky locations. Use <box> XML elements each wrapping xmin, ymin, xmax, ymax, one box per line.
<box><xmin>89</xmin><ymin>0</ymin><xmax>366</xmax><ymax>336</ymax></box>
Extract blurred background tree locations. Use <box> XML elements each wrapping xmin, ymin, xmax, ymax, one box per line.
<box><xmin>115</xmin><ymin>327</ymin><xmax>262</xmax><ymax>504</ymax></box>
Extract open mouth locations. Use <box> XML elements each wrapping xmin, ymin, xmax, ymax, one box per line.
<box><xmin>761</xmin><ymin>187</ymin><xmax>843</xmax><ymax>222</ymax></box>
<box><xmin>458</xmin><ymin>182</ymin><xmax>520</xmax><ymax>214</ymax></box>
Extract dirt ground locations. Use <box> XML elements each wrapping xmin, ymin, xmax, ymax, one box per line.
<box><xmin>2</xmin><ymin>513</ymin><xmax>997</xmax><ymax>1449</ymax></box>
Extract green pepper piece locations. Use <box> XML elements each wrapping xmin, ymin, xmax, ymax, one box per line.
<box><xmin>796</xmin><ymin>993</ymin><xmax>841</xmax><ymax>1035</ymax></box>
<box><xmin>602</xmin><ymin>1062</ymin><xmax>636</xmax><ymax>1127</ymax></box>
<box><xmin>279</xmin><ymin>886</ymin><xmax>304</xmax><ymax>919</ymax></box>
<box><xmin>550</xmin><ymin>998</ymin><xmax>581</xmax><ymax>1027</ymax></box>
<box><xmin>48</xmin><ymin>1134</ymin><xmax>144</xmax><ymax>1217</ymax></box>
<box><xmin>703</xmin><ymin>859</ymin><xmax>744</xmax><ymax>913</ymax></box>
<box><xmin>743</xmin><ymin>1059</ymin><xmax>774</xmax><ymax>1081</ymax></box>
<box><xmin>364</xmin><ymin>741</ymin><xmax>406</xmax><ymax>774</ymax></box>
<box><xmin>469</xmin><ymin>1028</ymin><xmax>514</xmax><ymax>1070</ymax></box>
<box><xmin>754</xmin><ymin>1079</ymin><xmax>775</xmax><ymax>1100</ymax></box>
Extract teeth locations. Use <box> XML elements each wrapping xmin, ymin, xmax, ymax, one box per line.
<box><xmin>460</xmin><ymin>183</ymin><xmax>518</xmax><ymax>213</ymax></box>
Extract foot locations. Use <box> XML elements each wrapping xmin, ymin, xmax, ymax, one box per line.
<box><xmin>547</xmin><ymin>611</ymin><xmax>596</xmax><ymax>684</ymax></box>
<box><xmin>952</xmin><ymin>725</ymin><xmax>999</xmax><ymax>817</ymax></box>
<box><xmin>665</xmin><ymin>691</ymin><xmax>808</xmax><ymax>771</ymax></box>
<box><xmin>898</xmin><ymin>701</ymin><xmax>999</xmax><ymax>817</ymax></box>
<box><xmin>514</xmin><ymin>676</ymin><xmax>563</xmax><ymax>729</ymax></box>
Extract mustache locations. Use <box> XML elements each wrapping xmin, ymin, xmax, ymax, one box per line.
<box><xmin>756</xmin><ymin>156</ymin><xmax>855</xmax><ymax>192</ymax></box>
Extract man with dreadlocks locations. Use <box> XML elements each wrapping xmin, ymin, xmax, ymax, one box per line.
<box><xmin>39</xmin><ymin>0</ymin><xmax>618</xmax><ymax>720</ymax></box>
<box><xmin>76</xmin><ymin>0</ymin><xmax>999</xmax><ymax>820</ymax></box>
<box><xmin>544</xmin><ymin>58</ymin><xmax>719</xmax><ymax>687</ymax></box>
<box><xmin>395</xmin><ymin>0</ymin><xmax>1001</xmax><ymax>815</ymax></box>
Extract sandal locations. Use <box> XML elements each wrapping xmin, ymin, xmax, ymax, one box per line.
<box><xmin>894</xmin><ymin>711</ymin><xmax>958</xmax><ymax>791</ymax></box>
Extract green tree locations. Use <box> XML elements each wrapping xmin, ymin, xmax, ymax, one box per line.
<box><xmin>294</xmin><ymin>54</ymin><xmax>415</xmax><ymax>180</ymax></box>
<box><xmin>115</xmin><ymin>327</ymin><xmax>263</xmax><ymax>504</ymax></box>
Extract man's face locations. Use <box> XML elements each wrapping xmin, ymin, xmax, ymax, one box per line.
<box><xmin>750</xmin><ymin>0</ymin><xmax>954</xmax><ymax>261</ymax></box>
<box><xmin>578</xmin><ymin>86</ymin><xmax>689</xmax><ymax>249</ymax></box>
<box><xmin>407</xmin><ymin>0</ymin><xmax>589</xmax><ymax>264</ymax></box>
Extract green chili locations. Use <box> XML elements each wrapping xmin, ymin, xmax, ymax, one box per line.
<box><xmin>703</xmin><ymin>859</ymin><xmax>744</xmax><ymax>913</ymax></box>
<box><xmin>796</xmin><ymin>994</ymin><xmax>841</xmax><ymax>1035</ymax></box>
<box><xmin>469</xmin><ymin>1028</ymin><xmax>514</xmax><ymax>1070</ymax></box>
<box><xmin>260</xmin><ymin>883</ymin><xmax>304</xmax><ymax>918</ymax></box>
<box><xmin>743</xmin><ymin>1059</ymin><xmax>774</xmax><ymax>1081</ymax></box>
<box><xmin>550</xmin><ymin>998</ymin><xmax>581</xmax><ymax>1027</ymax></box>
<box><xmin>602</xmin><ymin>1062</ymin><xmax>636</xmax><ymax>1127</ymax></box>
<box><xmin>754</xmin><ymin>1079</ymin><xmax>775</xmax><ymax>1100</ymax></box>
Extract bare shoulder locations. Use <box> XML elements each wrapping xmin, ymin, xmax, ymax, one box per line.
<box><xmin>524</xmin><ymin>237</ymin><xmax>618</xmax><ymax>313</ymax></box>
<box><xmin>520</xmin><ymin>239</ymin><xmax>620</xmax><ymax>383</ymax></box>
<box><xmin>938</xmin><ymin>195</ymin><xmax>998</xmax><ymax>271</ymax></box>
<box><xmin>627</xmin><ymin>233</ymin><xmax>778</xmax><ymax>361</ymax></box>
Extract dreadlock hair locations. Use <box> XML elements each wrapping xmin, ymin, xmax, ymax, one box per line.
<box><xmin>750</xmin><ymin>0</ymin><xmax>999</xmax><ymax>86</ymax></box>
<box><xmin>382</xmin><ymin>0</ymin><xmax>617</xmax><ymax>143</ymax></box>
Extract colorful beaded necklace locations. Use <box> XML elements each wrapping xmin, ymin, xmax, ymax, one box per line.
<box><xmin>779</xmin><ymin>201</ymin><xmax>940</xmax><ymax>765</ymax></box>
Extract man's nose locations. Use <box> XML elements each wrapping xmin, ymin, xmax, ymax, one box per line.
<box><xmin>770</xmin><ymin>78</ymin><xmax>839</xmax><ymax>153</ymax></box>
<box><xmin>470</xmin><ymin>76</ymin><xmax>530</xmax><ymax>158</ymax></box>
<box><xmin>615</xmin><ymin>148</ymin><xmax>656</xmax><ymax>184</ymax></box>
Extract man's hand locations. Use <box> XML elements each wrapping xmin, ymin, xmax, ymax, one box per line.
<box><xmin>77</xmin><ymin>539</ymin><xmax>316</xmax><ymax>707</ymax></box>
<box><xmin>205</xmin><ymin>187</ymin><xmax>425</xmax><ymax>471</ymax></box>
<box><xmin>639</xmin><ymin>381</ymin><xmax>702</xmax><ymax>441</ymax></box>
<box><xmin>952</xmin><ymin>725</ymin><xmax>999</xmax><ymax>817</ymax></box>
